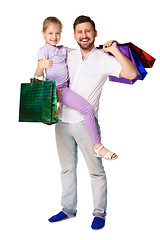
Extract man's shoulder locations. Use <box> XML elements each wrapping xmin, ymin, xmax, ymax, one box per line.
<box><xmin>67</xmin><ymin>49</ymin><xmax>79</xmax><ymax>62</ymax></box>
<box><xmin>68</xmin><ymin>49</ymin><xmax>79</xmax><ymax>56</ymax></box>
<box><xmin>94</xmin><ymin>48</ymin><xmax>109</xmax><ymax>57</ymax></box>
<box><xmin>89</xmin><ymin>48</ymin><xmax>111</xmax><ymax>64</ymax></box>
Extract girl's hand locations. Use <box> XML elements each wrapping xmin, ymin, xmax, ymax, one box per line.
<box><xmin>103</xmin><ymin>40</ymin><xmax>117</xmax><ymax>54</ymax></box>
<box><xmin>39</xmin><ymin>54</ymin><xmax>53</xmax><ymax>69</ymax></box>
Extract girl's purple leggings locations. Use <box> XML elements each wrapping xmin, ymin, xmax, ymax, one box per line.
<box><xmin>58</xmin><ymin>83</ymin><xmax>101</xmax><ymax>144</ymax></box>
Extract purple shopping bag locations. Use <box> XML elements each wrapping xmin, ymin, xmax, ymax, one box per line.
<box><xmin>97</xmin><ymin>42</ymin><xmax>156</xmax><ymax>84</ymax></box>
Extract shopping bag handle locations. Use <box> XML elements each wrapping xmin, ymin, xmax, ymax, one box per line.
<box><xmin>33</xmin><ymin>73</ymin><xmax>45</xmax><ymax>81</ymax></box>
<box><xmin>97</xmin><ymin>41</ymin><xmax>117</xmax><ymax>50</ymax></box>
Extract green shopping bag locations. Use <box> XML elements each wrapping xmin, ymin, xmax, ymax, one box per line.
<box><xmin>19</xmin><ymin>75</ymin><xmax>58</xmax><ymax>124</ymax></box>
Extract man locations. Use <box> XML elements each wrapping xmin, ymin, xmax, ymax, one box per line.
<box><xmin>48</xmin><ymin>15</ymin><xmax>137</xmax><ymax>230</ymax></box>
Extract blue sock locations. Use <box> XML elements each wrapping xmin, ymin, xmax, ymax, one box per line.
<box><xmin>91</xmin><ymin>217</ymin><xmax>105</xmax><ymax>230</ymax></box>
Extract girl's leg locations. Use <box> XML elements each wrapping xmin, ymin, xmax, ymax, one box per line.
<box><xmin>60</xmin><ymin>86</ymin><xmax>101</xmax><ymax>144</ymax></box>
<box><xmin>59</xmin><ymin>86</ymin><xmax>117</xmax><ymax>159</ymax></box>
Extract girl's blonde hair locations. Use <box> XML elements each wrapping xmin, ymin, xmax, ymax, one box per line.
<box><xmin>42</xmin><ymin>17</ymin><xmax>63</xmax><ymax>32</ymax></box>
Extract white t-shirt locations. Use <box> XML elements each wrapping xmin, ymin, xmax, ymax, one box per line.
<box><xmin>58</xmin><ymin>47</ymin><xmax>122</xmax><ymax>123</ymax></box>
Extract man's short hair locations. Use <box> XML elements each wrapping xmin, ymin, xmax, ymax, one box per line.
<box><xmin>73</xmin><ymin>15</ymin><xmax>96</xmax><ymax>32</ymax></box>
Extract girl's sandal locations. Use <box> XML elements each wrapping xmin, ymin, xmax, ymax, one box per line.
<box><xmin>94</xmin><ymin>145</ymin><xmax>118</xmax><ymax>160</ymax></box>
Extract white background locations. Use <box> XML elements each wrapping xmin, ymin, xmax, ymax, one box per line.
<box><xmin>1</xmin><ymin>0</ymin><xmax>160</xmax><ymax>239</ymax></box>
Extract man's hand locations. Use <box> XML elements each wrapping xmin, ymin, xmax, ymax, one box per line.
<box><xmin>56</xmin><ymin>88</ymin><xmax>62</xmax><ymax>102</ymax></box>
<box><xmin>103</xmin><ymin>40</ymin><xmax>117</xmax><ymax>54</ymax></box>
<box><xmin>102</xmin><ymin>40</ymin><xmax>138</xmax><ymax>79</ymax></box>
<box><xmin>39</xmin><ymin>54</ymin><xmax>53</xmax><ymax>69</ymax></box>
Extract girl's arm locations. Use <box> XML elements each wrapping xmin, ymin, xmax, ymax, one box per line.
<box><xmin>36</xmin><ymin>54</ymin><xmax>53</xmax><ymax>77</ymax></box>
<box><xmin>36</xmin><ymin>60</ymin><xmax>44</xmax><ymax>77</ymax></box>
<box><xmin>69</xmin><ymin>48</ymin><xmax>76</xmax><ymax>52</ymax></box>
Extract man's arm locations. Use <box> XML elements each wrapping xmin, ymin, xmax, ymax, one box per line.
<box><xmin>103</xmin><ymin>41</ymin><xmax>138</xmax><ymax>80</ymax></box>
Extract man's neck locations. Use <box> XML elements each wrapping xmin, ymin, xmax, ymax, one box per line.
<box><xmin>80</xmin><ymin>45</ymin><xmax>95</xmax><ymax>60</ymax></box>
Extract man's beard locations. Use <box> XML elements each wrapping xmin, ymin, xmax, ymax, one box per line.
<box><xmin>77</xmin><ymin>39</ymin><xmax>95</xmax><ymax>50</ymax></box>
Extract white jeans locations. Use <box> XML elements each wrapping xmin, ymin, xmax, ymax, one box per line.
<box><xmin>55</xmin><ymin>119</ymin><xmax>107</xmax><ymax>217</ymax></box>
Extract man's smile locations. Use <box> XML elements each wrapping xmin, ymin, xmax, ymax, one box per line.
<box><xmin>80</xmin><ymin>38</ymin><xmax>90</xmax><ymax>43</ymax></box>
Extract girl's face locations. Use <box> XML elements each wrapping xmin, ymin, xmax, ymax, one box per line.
<box><xmin>42</xmin><ymin>23</ymin><xmax>62</xmax><ymax>46</ymax></box>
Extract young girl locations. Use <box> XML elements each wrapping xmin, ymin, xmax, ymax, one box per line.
<box><xmin>36</xmin><ymin>16</ymin><xmax>117</xmax><ymax>160</ymax></box>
